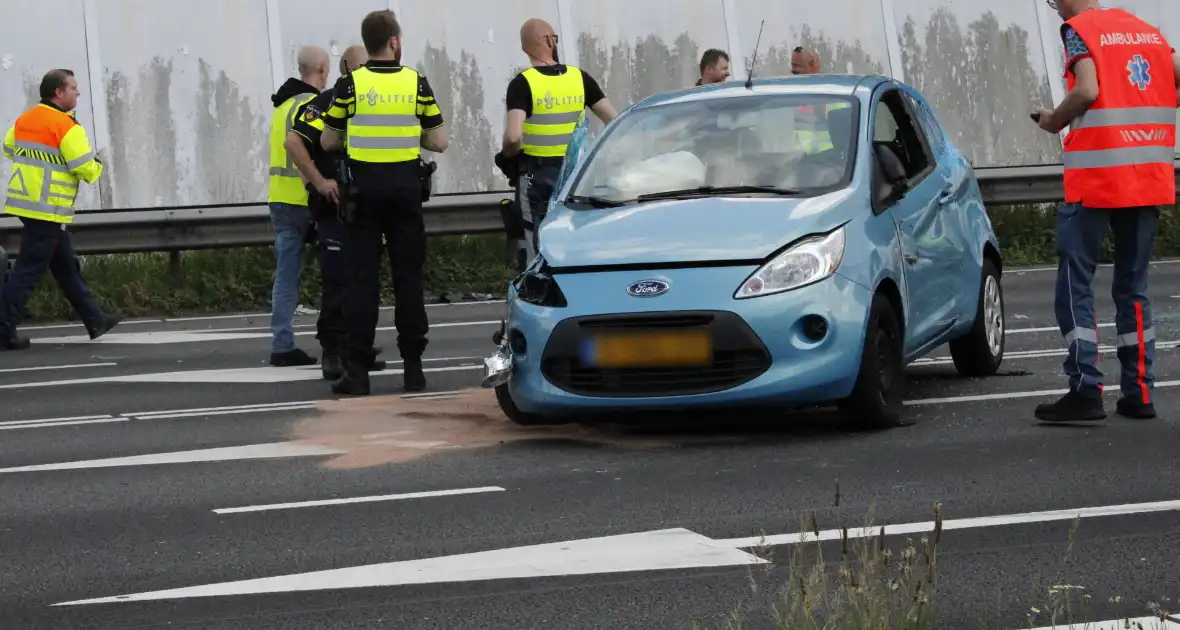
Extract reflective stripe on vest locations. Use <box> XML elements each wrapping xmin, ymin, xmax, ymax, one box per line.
<box><xmin>521</xmin><ymin>66</ymin><xmax>586</xmax><ymax>158</ymax></box>
<box><xmin>3</xmin><ymin>105</ymin><xmax>95</xmax><ymax>224</ymax></box>
<box><xmin>346</xmin><ymin>67</ymin><xmax>421</xmax><ymax>163</ymax></box>
<box><xmin>267</xmin><ymin>92</ymin><xmax>317</xmax><ymax>205</ymax></box>
<box><xmin>1063</xmin><ymin>7</ymin><xmax>1178</xmax><ymax>208</ymax></box>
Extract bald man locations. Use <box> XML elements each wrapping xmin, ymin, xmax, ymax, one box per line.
<box><xmin>266</xmin><ymin>45</ymin><xmax>331</xmax><ymax>368</ymax></box>
<box><xmin>498</xmin><ymin>18</ymin><xmax>617</xmax><ymax>269</ymax></box>
<box><xmin>790</xmin><ymin>47</ymin><xmax>820</xmax><ymax>75</ymax></box>
<box><xmin>285</xmin><ymin>44</ymin><xmax>385</xmax><ymax>381</ymax></box>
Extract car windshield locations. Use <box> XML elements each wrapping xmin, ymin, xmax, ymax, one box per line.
<box><xmin>567</xmin><ymin>93</ymin><xmax>858</xmax><ymax>206</ymax></box>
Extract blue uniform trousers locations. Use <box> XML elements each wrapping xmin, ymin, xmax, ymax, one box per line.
<box><xmin>1054</xmin><ymin>202</ymin><xmax>1157</xmax><ymax>404</ymax></box>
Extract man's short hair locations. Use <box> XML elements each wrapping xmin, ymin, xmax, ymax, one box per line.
<box><xmin>699</xmin><ymin>49</ymin><xmax>729</xmax><ymax>73</ymax></box>
<box><xmin>361</xmin><ymin>10</ymin><xmax>400</xmax><ymax>55</ymax></box>
<box><xmin>40</xmin><ymin>69</ymin><xmax>75</xmax><ymax>100</ymax></box>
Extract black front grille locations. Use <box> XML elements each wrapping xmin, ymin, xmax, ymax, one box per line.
<box><xmin>541</xmin><ymin>311</ymin><xmax>771</xmax><ymax>397</ymax></box>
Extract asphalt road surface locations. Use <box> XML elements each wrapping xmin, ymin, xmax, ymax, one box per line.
<box><xmin>2</xmin><ymin>260</ymin><xmax>1179</xmax><ymax>630</ymax></box>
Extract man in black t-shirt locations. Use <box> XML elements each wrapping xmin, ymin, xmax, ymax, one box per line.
<box><xmin>497</xmin><ymin>18</ymin><xmax>618</xmax><ymax>269</ymax></box>
<box><xmin>284</xmin><ymin>44</ymin><xmax>383</xmax><ymax>381</ymax></box>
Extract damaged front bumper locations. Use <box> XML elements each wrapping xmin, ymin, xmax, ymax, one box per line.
<box><xmin>481</xmin><ymin>320</ymin><xmax>512</xmax><ymax>388</ymax></box>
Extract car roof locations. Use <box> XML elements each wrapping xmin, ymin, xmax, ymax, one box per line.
<box><xmin>631</xmin><ymin>74</ymin><xmax>893</xmax><ymax>111</ymax></box>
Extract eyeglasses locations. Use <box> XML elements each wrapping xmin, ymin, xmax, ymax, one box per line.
<box><xmin>546</xmin><ymin>34</ymin><xmax>560</xmax><ymax>44</ymax></box>
<box><xmin>1046</xmin><ymin>0</ymin><xmax>1058</xmax><ymax>9</ymax></box>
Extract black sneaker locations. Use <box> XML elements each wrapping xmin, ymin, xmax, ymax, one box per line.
<box><xmin>0</xmin><ymin>335</ymin><xmax>30</xmax><ymax>351</ymax></box>
<box><xmin>1035</xmin><ymin>391</ymin><xmax>1106</xmax><ymax>422</ymax></box>
<box><xmin>403</xmin><ymin>358</ymin><xmax>426</xmax><ymax>392</ymax></box>
<box><xmin>89</xmin><ymin>313</ymin><xmax>122</xmax><ymax>340</ymax></box>
<box><xmin>270</xmin><ymin>348</ymin><xmax>317</xmax><ymax>367</ymax></box>
<box><xmin>1116</xmin><ymin>398</ymin><xmax>1156</xmax><ymax>419</ymax></box>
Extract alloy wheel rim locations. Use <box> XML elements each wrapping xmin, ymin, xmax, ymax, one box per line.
<box><xmin>984</xmin><ymin>275</ymin><xmax>1003</xmax><ymax>356</ymax></box>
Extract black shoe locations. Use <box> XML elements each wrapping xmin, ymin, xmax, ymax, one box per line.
<box><xmin>1116</xmin><ymin>398</ymin><xmax>1156</xmax><ymax>419</ymax></box>
<box><xmin>331</xmin><ymin>366</ymin><xmax>370</xmax><ymax>396</ymax></box>
<box><xmin>89</xmin><ymin>313</ymin><xmax>122</xmax><ymax>340</ymax></box>
<box><xmin>403</xmin><ymin>358</ymin><xmax>426</xmax><ymax>392</ymax></box>
<box><xmin>1035</xmin><ymin>391</ymin><xmax>1106</xmax><ymax>422</ymax></box>
<box><xmin>321</xmin><ymin>354</ymin><xmax>344</xmax><ymax>380</ymax></box>
<box><xmin>368</xmin><ymin>360</ymin><xmax>387</xmax><ymax>372</ymax></box>
<box><xmin>0</xmin><ymin>335</ymin><xmax>30</xmax><ymax>351</ymax></box>
<box><xmin>271</xmin><ymin>348</ymin><xmax>317</xmax><ymax>367</ymax></box>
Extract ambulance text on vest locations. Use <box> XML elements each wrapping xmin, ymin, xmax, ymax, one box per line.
<box><xmin>1099</xmin><ymin>32</ymin><xmax>1164</xmax><ymax>47</ymax></box>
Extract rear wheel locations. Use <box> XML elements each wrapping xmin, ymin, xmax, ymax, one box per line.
<box><xmin>949</xmin><ymin>258</ymin><xmax>1005</xmax><ymax>377</ymax></box>
<box><xmin>840</xmin><ymin>293</ymin><xmax>906</xmax><ymax>429</ymax></box>
<box><xmin>495</xmin><ymin>383</ymin><xmax>560</xmax><ymax>426</ymax></box>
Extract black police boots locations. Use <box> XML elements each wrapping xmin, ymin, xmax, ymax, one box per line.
<box><xmin>0</xmin><ymin>334</ymin><xmax>31</xmax><ymax>351</ymax></box>
<box><xmin>403</xmin><ymin>357</ymin><xmax>426</xmax><ymax>392</ymax></box>
<box><xmin>322</xmin><ymin>347</ymin><xmax>387</xmax><ymax>381</ymax></box>
<box><xmin>331</xmin><ymin>363</ymin><xmax>371</xmax><ymax>396</ymax></box>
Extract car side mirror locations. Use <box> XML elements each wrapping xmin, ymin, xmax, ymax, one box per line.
<box><xmin>873</xmin><ymin>143</ymin><xmax>908</xmax><ymax>204</ymax></box>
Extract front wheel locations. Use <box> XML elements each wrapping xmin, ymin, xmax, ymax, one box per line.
<box><xmin>948</xmin><ymin>258</ymin><xmax>1005</xmax><ymax>377</ymax></box>
<box><xmin>495</xmin><ymin>383</ymin><xmax>560</xmax><ymax>426</ymax></box>
<box><xmin>839</xmin><ymin>293</ymin><xmax>906</xmax><ymax>429</ymax></box>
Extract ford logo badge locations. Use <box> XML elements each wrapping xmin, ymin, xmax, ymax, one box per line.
<box><xmin>627</xmin><ymin>280</ymin><xmax>669</xmax><ymax>297</ymax></box>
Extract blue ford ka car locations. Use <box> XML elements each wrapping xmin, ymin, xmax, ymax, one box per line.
<box><xmin>483</xmin><ymin>74</ymin><xmax>1005</xmax><ymax>428</ymax></box>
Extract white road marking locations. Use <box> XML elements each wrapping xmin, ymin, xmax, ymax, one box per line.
<box><xmin>1012</xmin><ymin>258</ymin><xmax>1180</xmax><ymax>273</ymax></box>
<box><xmin>31</xmin><ymin>320</ymin><xmax>500</xmax><ymax>345</ymax></box>
<box><xmin>0</xmin><ymin>442</ymin><xmax>345</xmax><ymax>474</ymax></box>
<box><xmin>906</xmin><ymin>379</ymin><xmax>1180</xmax><ymax>406</ymax></box>
<box><xmin>0</xmin><ymin>364</ymin><xmax>482</xmax><ymax>389</ymax></box>
<box><xmin>128</xmin><ymin>403</ymin><xmax>317</xmax><ymax>420</ymax></box>
<box><xmin>1024</xmin><ymin>618</ymin><xmax>1177</xmax><ymax>630</ymax></box>
<box><xmin>716</xmin><ymin>499</ymin><xmax>1180</xmax><ymax>548</ymax></box>
<box><xmin>0</xmin><ymin>417</ymin><xmax>128</xmax><ymax>431</ymax></box>
<box><xmin>20</xmin><ymin>300</ymin><xmax>507</xmax><ymax>331</ymax></box>
<box><xmin>54</xmin><ymin>498</ymin><xmax>1180</xmax><ymax>606</ymax></box>
<box><xmin>1005</xmin><ymin>322</ymin><xmax>1113</xmax><ymax>335</ymax></box>
<box><xmin>213</xmin><ymin>486</ymin><xmax>506</xmax><ymax>514</ymax></box>
<box><xmin>914</xmin><ymin>340</ymin><xmax>1180</xmax><ymax>366</ymax></box>
<box><xmin>0</xmin><ymin>362</ymin><xmax>116</xmax><ymax>374</ymax></box>
<box><xmin>52</xmin><ymin>528</ymin><xmax>768</xmax><ymax>604</ymax></box>
<box><xmin>0</xmin><ymin>414</ymin><xmax>115</xmax><ymax>427</ymax></box>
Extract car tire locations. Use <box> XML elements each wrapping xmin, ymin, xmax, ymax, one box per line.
<box><xmin>495</xmin><ymin>383</ymin><xmax>558</xmax><ymax>426</ymax></box>
<box><xmin>948</xmin><ymin>258</ymin><xmax>1004</xmax><ymax>377</ymax></box>
<box><xmin>840</xmin><ymin>292</ymin><xmax>906</xmax><ymax>429</ymax></box>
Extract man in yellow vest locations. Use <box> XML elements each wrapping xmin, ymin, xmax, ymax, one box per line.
<box><xmin>320</xmin><ymin>10</ymin><xmax>449</xmax><ymax>395</ymax></box>
<box><xmin>790</xmin><ymin>47</ymin><xmax>837</xmax><ymax>154</ymax></box>
<box><xmin>266</xmin><ymin>45</ymin><xmax>329</xmax><ymax>368</ymax></box>
<box><xmin>0</xmin><ymin>69</ymin><xmax>121</xmax><ymax>351</ymax></box>
<box><xmin>497</xmin><ymin>18</ymin><xmax>618</xmax><ymax>268</ymax></box>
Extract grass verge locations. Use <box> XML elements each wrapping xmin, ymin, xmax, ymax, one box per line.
<box><xmin>10</xmin><ymin>203</ymin><xmax>1180</xmax><ymax>322</ymax></box>
<box><xmin>691</xmin><ymin>482</ymin><xmax>1176</xmax><ymax>629</ymax></box>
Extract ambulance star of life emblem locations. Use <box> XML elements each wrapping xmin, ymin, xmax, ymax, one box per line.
<box><xmin>1127</xmin><ymin>54</ymin><xmax>1152</xmax><ymax>91</ymax></box>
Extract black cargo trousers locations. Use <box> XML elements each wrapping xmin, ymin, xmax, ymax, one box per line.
<box><xmin>308</xmin><ymin>192</ymin><xmax>348</xmax><ymax>359</ymax></box>
<box><xmin>341</xmin><ymin>168</ymin><xmax>428</xmax><ymax>368</ymax></box>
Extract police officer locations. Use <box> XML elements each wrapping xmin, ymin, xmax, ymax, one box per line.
<box><xmin>496</xmin><ymin>18</ymin><xmax>618</xmax><ymax>270</ymax></box>
<box><xmin>285</xmin><ymin>44</ymin><xmax>387</xmax><ymax>381</ymax></box>
<box><xmin>320</xmin><ymin>10</ymin><xmax>448</xmax><ymax>395</ymax></box>
<box><xmin>1032</xmin><ymin>0</ymin><xmax>1180</xmax><ymax>422</ymax></box>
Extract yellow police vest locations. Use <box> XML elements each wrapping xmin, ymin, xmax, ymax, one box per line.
<box><xmin>3</xmin><ymin>104</ymin><xmax>103</xmax><ymax>224</ymax></box>
<box><xmin>268</xmin><ymin>92</ymin><xmax>317</xmax><ymax>206</ymax></box>
<box><xmin>346</xmin><ymin>67</ymin><xmax>421</xmax><ymax>163</ymax></box>
<box><xmin>520</xmin><ymin>66</ymin><xmax>587</xmax><ymax>158</ymax></box>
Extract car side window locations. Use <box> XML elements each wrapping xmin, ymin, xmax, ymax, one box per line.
<box><xmin>872</xmin><ymin>89</ymin><xmax>932</xmax><ymax>181</ymax></box>
<box><xmin>903</xmin><ymin>91</ymin><xmax>946</xmax><ymax>156</ymax></box>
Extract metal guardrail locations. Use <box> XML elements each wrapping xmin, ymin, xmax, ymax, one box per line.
<box><xmin>0</xmin><ymin>162</ymin><xmax>1177</xmax><ymax>257</ymax></box>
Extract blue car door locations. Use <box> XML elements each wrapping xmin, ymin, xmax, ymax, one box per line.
<box><xmin>870</xmin><ymin>87</ymin><xmax>958</xmax><ymax>357</ymax></box>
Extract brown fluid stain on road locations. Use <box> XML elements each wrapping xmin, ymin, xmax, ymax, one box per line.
<box><xmin>288</xmin><ymin>388</ymin><xmax>752</xmax><ymax>470</ymax></box>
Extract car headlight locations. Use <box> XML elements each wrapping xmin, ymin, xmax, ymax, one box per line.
<box><xmin>515</xmin><ymin>258</ymin><xmax>568</xmax><ymax>307</ymax></box>
<box><xmin>734</xmin><ymin>227</ymin><xmax>846</xmax><ymax>299</ymax></box>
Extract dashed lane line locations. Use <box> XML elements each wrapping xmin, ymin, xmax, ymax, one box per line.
<box><xmin>212</xmin><ymin>486</ymin><xmax>507</xmax><ymax>514</ymax></box>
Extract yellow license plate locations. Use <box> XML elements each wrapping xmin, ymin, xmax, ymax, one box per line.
<box><xmin>588</xmin><ymin>330</ymin><xmax>713</xmax><ymax>368</ymax></box>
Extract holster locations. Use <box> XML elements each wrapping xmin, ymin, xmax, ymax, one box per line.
<box><xmin>336</xmin><ymin>158</ymin><xmax>359</xmax><ymax>225</ymax></box>
<box><xmin>419</xmin><ymin>158</ymin><xmax>437</xmax><ymax>202</ymax></box>
<box><xmin>498</xmin><ymin>198</ymin><xmax>525</xmax><ymax>240</ymax></box>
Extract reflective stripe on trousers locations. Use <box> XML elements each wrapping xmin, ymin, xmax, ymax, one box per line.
<box><xmin>1055</xmin><ymin>202</ymin><xmax>1158</xmax><ymax>402</ymax></box>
